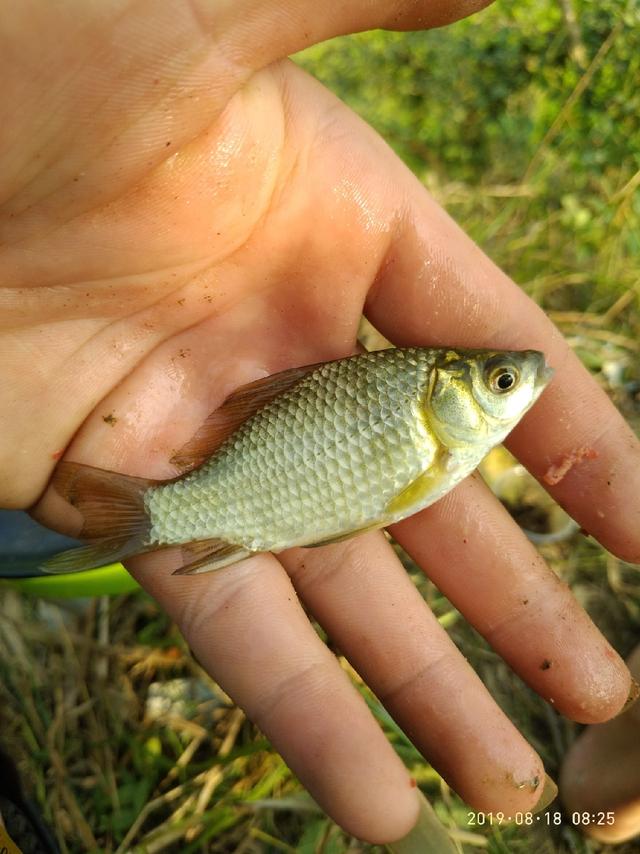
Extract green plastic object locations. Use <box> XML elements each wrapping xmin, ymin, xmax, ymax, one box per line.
<box><xmin>0</xmin><ymin>510</ymin><xmax>140</xmax><ymax>597</ymax></box>
<box><xmin>387</xmin><ymin>791</ymin><xmax>457</xmax><ymax>854</ymax></box>
<box><xmin>1</xmin><ymin>563</ymin><xmax>139</xmax><ymax>597</ymax></box>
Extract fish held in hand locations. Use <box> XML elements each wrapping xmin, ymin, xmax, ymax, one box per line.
<box><xmin>41</xmin><ymin>347</ymin><xmax>553</xmax><ymax>576</ymax></box>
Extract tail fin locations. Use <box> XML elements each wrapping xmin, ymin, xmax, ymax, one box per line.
<box><xmin>40</xmin><ymin>462</ymin><xmax>158</xmax><ymax>574</ymax></box>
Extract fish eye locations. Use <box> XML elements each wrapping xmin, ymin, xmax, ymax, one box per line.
<box><xmin>486</xmin><ymin>364</ymin><xmax>519</xmax><ymax>394</ymax></box>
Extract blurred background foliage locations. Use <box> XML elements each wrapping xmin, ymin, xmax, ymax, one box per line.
<box><xmin>297</xmin><ymin>0</ymin><xmax>640</xmax><ymax>318</ymax></box>
<box><xmin>2</xmin><ymin>0</ymin><xmax>640</xmax><ymax>851</ymax></box>
<box><xmin>299</xmin><ymin>0</ymin><xmax>640</xmax><ymax>186</ymax></box>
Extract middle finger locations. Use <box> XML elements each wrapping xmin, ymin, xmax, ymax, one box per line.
<box><xmin>280</xmin><ymin>531</ymin><xmax>547</xmax><ymax>813</ymax></box>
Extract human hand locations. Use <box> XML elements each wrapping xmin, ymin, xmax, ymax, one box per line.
<box><xmin>561</xmin><ymin>643</ymin><xmax>640</xmax><ymax>844</ymax></box>
<box><xmin>2</xmin><ymin>0</ymin><xmax>640</xmax><ymax>843</ymax></box>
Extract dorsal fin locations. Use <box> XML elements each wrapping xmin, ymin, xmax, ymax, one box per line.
<box><xmin>170</xmin><ymin>361</ymin><xmax>325</xmax><ymax>471</ymax></box>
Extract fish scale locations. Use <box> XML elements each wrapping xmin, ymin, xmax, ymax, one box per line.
<box><xmin>146</xmin><ymin>349</ymin><xmax>436</xmax><ymax>551</ymax></box>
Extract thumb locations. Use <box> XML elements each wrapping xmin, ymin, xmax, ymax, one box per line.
<box><xmin>2</xmin><ymin>0</ymin><xmax>493</xmax><ymax>226</ymax></box>
<box><xmin>210</xmin><ymin>0</ymin><xmax>495</xmax><ymax>73</ymax></box>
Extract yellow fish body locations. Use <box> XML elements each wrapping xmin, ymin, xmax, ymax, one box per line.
<box><xmin>42</xmin><ymin>347</ymin><xmax>552</xmax><ymax>576</ymax></box>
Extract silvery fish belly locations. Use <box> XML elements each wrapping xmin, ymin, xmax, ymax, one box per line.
<box><xmin>42</xmin><ymin>347</ymin><xmax>552</xmax><ymax>576</ymax></box>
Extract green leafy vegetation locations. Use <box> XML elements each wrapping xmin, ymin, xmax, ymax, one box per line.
<box><xmin>297</xmin><ymin>0</ymin><xmax>640</xmax><ymax>315</ymax></box>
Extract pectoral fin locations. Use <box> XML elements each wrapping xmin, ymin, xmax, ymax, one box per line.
<box><xmin>385</xmin><ymin>461</ymin><xmax>448</xmax><ymax>519</ymax></box>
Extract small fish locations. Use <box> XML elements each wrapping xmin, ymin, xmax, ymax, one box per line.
<box><xmin>41</xmin><ymin>347</ymin><xmax>553</xmax><ymax>576</ymax></box>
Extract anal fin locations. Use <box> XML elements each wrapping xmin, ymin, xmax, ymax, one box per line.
<box><xmin>172</xmin><ymin>539</ymin><xmax>253</xmax><ymax>575</ymax></box>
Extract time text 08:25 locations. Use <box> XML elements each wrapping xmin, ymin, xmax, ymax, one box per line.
<box><xmin>467</xmin><ymin>811</ymin><xmax>615</xmax><ymax>826</ymax></box>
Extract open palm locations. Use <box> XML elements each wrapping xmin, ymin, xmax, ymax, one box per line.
<box><xmin>2</xmin><ymin>1</ymin><xmax>639</xmax><ymax>842</ymax></box>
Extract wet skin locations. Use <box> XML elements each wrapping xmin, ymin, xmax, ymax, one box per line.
<box><xmin>2</xmin><ymin>1</ymin><xmax>640</xmax><ymax>843</ymax></box>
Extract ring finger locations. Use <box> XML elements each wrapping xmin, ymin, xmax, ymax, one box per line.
<box><xmin>126</xmin><ymin>548</ymin><xmax>419</xmax><ymax>844</ymax></box>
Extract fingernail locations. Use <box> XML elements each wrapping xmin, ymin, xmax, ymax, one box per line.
<box><xmin>388</xmin><ymin>789</ymin><xmax>456</xmax><ymax>854</ymax></box>
<box><xmin>615</xmin><ymin>677</ymin><xmax>640</xmax><ymax>717</ymax></box>
<box><xmin>532</xmin><ymin>773</ymin><xmax>558</xmax><ymax>814</ymax></box>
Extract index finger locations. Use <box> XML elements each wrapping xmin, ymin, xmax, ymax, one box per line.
<box><xmin>364</xmin><ymin>188</ymin><xmax>640</xmax><ymax>562</ymax></box>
